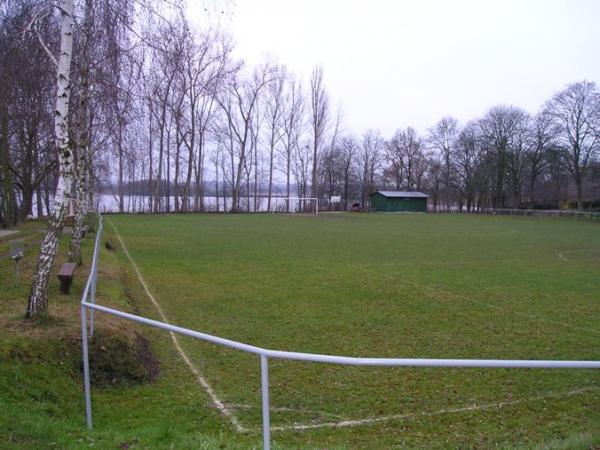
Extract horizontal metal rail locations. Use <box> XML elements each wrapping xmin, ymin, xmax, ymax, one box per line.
<box><xmin>83</xmin><ymin>301</ymin><xmax>265</xmax><ymax>355</ymax></box>
<box><xmin>80</xmin><ymin>213</ymin><xmax>600</xmax><ymax>450</ymax></box>
<box><xmin>81</xmin><ymin>301</ymin><xmax>600</xmax><ymax>370</ymax></box>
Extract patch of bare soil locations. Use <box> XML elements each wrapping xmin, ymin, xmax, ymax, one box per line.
<box><xmin>84</xmin><ymin>328</ymin><xmax>160</xmax><ymax>386</ymax></box>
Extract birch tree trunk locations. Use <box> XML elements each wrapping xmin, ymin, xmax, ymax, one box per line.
<box><xmin>68</xmin><ymin>151</ymin><xmax>86</xmax><ymax>264</ymax></box>
<box><xmin>86</xmin><ymin>142</ymin><xmax>94</xmax><ymax>214</ymax></box>
<box><xmin>27</xmin><ymin>0</ymin><xmax>75</xmax><ymax>319</ymax></box>
<box><xmin>85</xmin><ymin>111</ymin><xmax>94</xmax><ymax>215</ymax></box>
<box><xmin>68</xmin><ymin>0</ymin><xmax>93</xmax><ymax>265</ymax></box>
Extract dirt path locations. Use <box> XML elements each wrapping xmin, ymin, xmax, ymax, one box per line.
<box><xmin>0</xmin><ymin>229</ymin><xmax>18</xmax><ymax>238</ymax></box>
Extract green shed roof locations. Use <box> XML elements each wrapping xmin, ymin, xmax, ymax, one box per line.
<box><xmin>370</xmin><ymin>191</ymin><xmax>428</xmax><ymax>198</ymax></box>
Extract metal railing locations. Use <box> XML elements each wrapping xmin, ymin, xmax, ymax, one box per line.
<box><xmin>80</xmin><ymin>214</ymin><xmax>600</xmax><ymax>450</ymax></box>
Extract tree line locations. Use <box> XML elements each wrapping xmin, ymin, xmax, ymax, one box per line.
<box><xmin>0</xmin><ymin>1</ymin><xmax>599</xmax><ymax>316</ymax></box>
<box><xmin>3</xmin><ymin>1</ymin><xmax>600</xmax><ymax>222</ymax></box>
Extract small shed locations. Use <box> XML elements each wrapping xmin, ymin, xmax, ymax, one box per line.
<box><xmin>369</xmin><ymin>191</ymin><xmax>428</xmax><ymax>212</ymax></box>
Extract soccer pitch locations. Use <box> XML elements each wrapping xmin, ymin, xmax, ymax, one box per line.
<box><xmin>104</xmin><ymin>212</ymin><xmax>600</xmax><ymax>448</ymax></box>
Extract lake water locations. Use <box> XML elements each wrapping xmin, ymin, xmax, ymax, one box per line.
<box><xmin>97</xmin><ymin>194</ymin><xmax>317</xmax><ymax>214</ymax></box>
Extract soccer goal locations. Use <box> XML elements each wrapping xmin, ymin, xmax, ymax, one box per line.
<box><xmin>270</xmin><ymin>197</ymin><xmax>318</xmax><ymax>214</ymax></box>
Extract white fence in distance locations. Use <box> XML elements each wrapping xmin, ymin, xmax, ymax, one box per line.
<box><xmin>429</xmin><ymin>207</ymin><xmax>600</xmax><ymax>219</ymax></box>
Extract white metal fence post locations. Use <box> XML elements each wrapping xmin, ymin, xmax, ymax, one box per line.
<box><xmin>89</xmin><ymin>265</ymin><xmax>96</xmax><ymax>336</ymax></box>
<box><xmin>261</xmin><ymin>354</ymin><xmax>271</xmax><ymax>450</ymax></box>
<box><xmin>89</xmin><ymin>215</ymin><xmax>103</xmax><ymax>337</ymax></box>
<box><xmin>81</xmin><ymin>305</ymin><xmax>93</xmax><ymax>429</ymax></box>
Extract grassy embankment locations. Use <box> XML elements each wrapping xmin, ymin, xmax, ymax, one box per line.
<box><xmin>0</xmin><ymin>217</ymin><xmax>261</xmax><ymax>449</ymax></box>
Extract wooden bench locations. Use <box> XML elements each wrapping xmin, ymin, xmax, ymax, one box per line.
<box><xmin>57</xmin><ymin>262</ymin><xmax>77</xmax><ymax>294</ymax></box>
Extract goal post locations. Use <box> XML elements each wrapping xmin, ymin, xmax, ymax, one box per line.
<box><xmin>270</xmin><ymin>197</ymin><xmax>318</xmax><ymax>214</ymax></box>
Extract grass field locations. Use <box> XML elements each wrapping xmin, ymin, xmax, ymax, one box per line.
<box><xmin>99</xmin><ymin>212</ymin><xmax>600</xmax><ymax>448</ymax></box>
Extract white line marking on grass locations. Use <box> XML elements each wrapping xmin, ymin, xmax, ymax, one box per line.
<box><xmin>107</xmin><ymin>218</ymin><xmax>246</xmax><ymax>433</ymax></box>
<box><xmin>271</xmin><ymin>386</ymin><xmax>598</xmax><ymax>432</ymax></box>
<box><xmin>558</xmin><ymin>249</ymin><xmax>600</xmax><ymax>262</ymax></box>
<box><xmin>230</xmin><ymin>403</ymin><xmax>345</xmax><ymax>419</ymax></box>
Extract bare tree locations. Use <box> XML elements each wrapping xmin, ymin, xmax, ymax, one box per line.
<box><xmin>339</xmin><ymin>136</ymin><xmax>357</xmax><ymax>210</ymax></box>
<box><xmin>1</xmin><ymin>2</ymin><xmax>56</xmax><ymax>225</ymax></box>
<box><xmin>545</xmin><ymin>81</ymin><xmax>600</xmax><ymax>210</ymax></box>
<box><xmin>479</xmin><ymin>105</ymin><xmax>528</xmax><ymax>208</ymax></box>
<box><xmin>292</xmin><ymin>141</ymin><xmax>311</xmax><ymax>208</ymax></box>
<box><xmin>264</xmin><ymin>66</ymin><xmax>285</xmax><ymax>211</ymax></box>
<box><xmin>170</xmin><ymin>25</ymin><xmax>228</xmax><ymax>212</ymax></box>
<box><xmin>249</xmin><ymin>86</ymin><xmax>263</xmax><ymax>211</ymax></box>
<box><xmin>217</xmin><ymin>65</ymin><xmax>272</xmax><ymax>212</ymax></box>
<box><xmin>319</xmin><ymin>105</ymin><xmax>343</xmax><ymax>205</ymax></box>
<box><xmin>148</xmin><ymin>22</ymin><xmax>180</xmax><ymax>212</ymax></box>
<box><xmin>506</xmin><ymin>112</ymin><xmax>531</xmax><ymax>208</ymax></box>
<box><xmin>309</xmin><ymin>65</ymin><xmax>329</xmax><ymax>201</ymax></box>
<box><xmin>424</xmin><ymin>155</ymin><xmax>443</xmax><ymax>211</ymax></box>
<box><xmin>385</xmin><ymin>127</ymin><xmax>427</xmax><ymax>190</ymax></box>
<box><xmin>428</xmin><ymin>117</ymin><xmax>458</xmax><ymax>210</ymax></box>
<box><xmin>526</xmin><ymin>111</ymin><xmax>560</xmax><ymax>207</ymax></box>
<box><xmin>278</xmin><ymin>73</ymin><xmax>304</xmax><ymax>210</ymax></box>
<box><xmin>357</xmin><ymin>129</ymin><xmax>382</xmax><ymax>206</ymax></box>
<box><xmin>453</xmin><ymin>122</ymin><xmax>483</xmax><ymax>211</ymax></box>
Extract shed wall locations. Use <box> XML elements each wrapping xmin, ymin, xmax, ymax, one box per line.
<box><xmin>370</xmin><ymin>194</ymin><xmax>427</xmax><ymax>212</ymax></box>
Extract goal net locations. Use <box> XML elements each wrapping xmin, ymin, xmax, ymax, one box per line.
<box><xmin>270</xmin><ymin>197</ymin><xmax>318</xmax><ymax>214</ymax></box>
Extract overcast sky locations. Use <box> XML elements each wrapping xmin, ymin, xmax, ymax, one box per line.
<box><xmin>193</xmin><ymin>0</ymin><xmax>600</xmax><ymax>137</ymax></box>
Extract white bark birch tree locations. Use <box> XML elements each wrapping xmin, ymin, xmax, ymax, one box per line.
<box><xmin>68</xmin><ymin>0</ymin><xmax>93</xmax><ymax>265</ymax></box>
<box><xmin>27</xmin><ymin>0</ymin><xmax>75</xmax><ymax>319</ymax></box>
